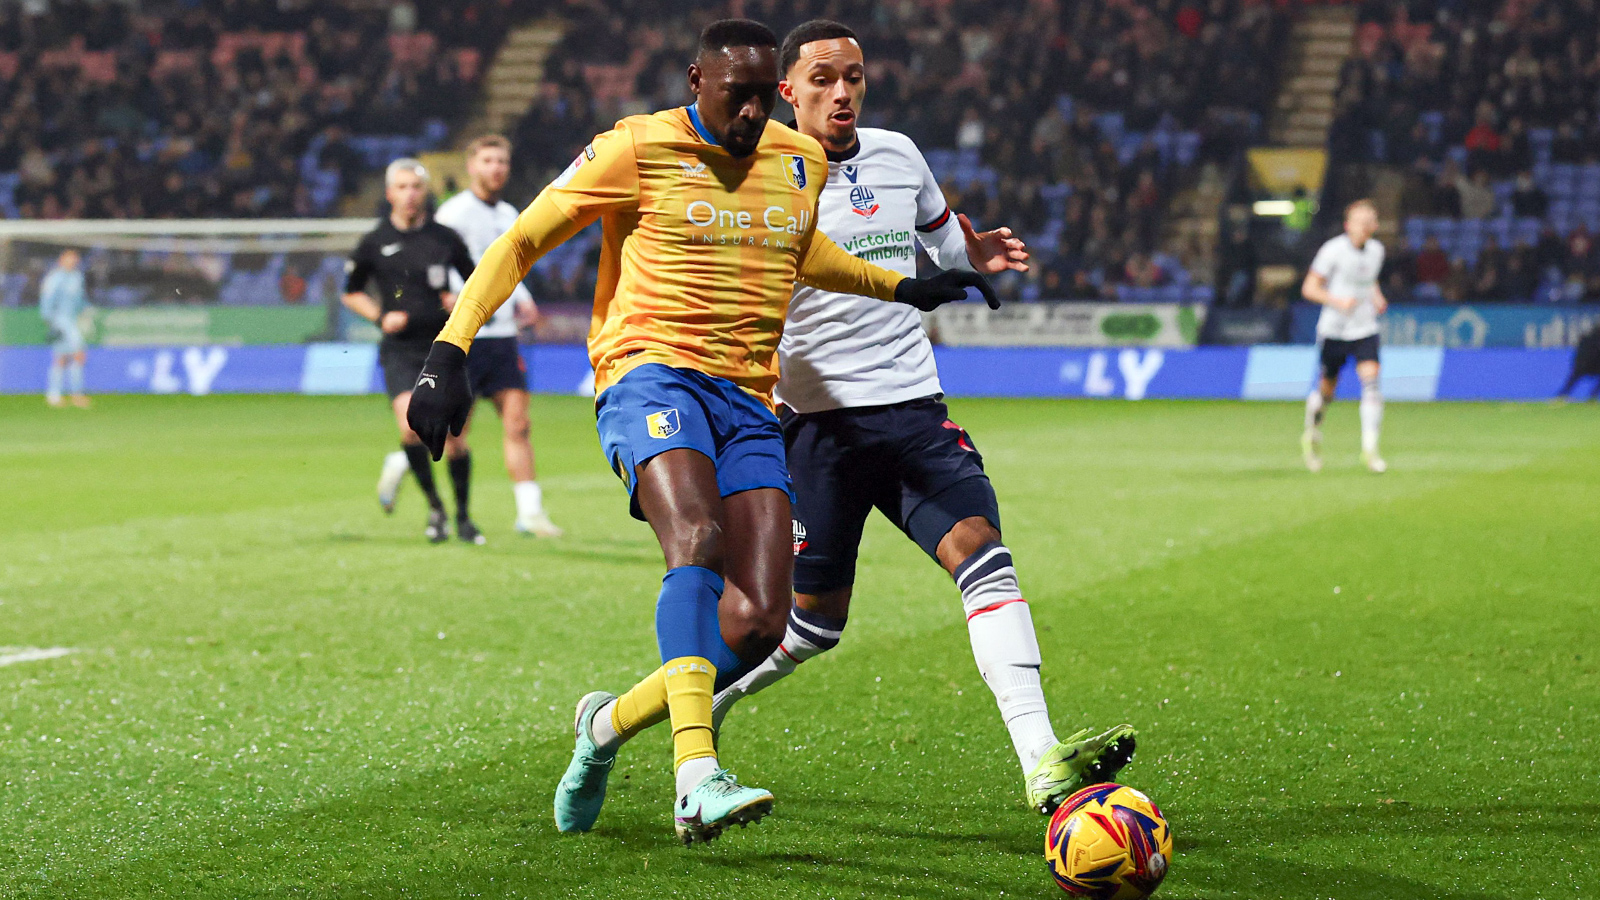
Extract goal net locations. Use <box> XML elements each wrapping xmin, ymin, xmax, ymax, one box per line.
<box><xmin>0</xmin><ymin>219</ymin><xmax>370</xmax><ymax>345</ymax></box>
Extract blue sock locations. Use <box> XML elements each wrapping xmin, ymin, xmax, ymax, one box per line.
<box><xmin>655</xmin><ymin>566</ymin><xmax>740</xmax><ymax>672</ymax></box>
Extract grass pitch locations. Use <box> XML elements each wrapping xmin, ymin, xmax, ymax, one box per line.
<box><xmin>2</xmin><ymin>393</ymin><xmax>1596</xmax><ymax>899</ymax></box>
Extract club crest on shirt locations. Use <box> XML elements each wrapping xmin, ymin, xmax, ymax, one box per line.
<box><xmin>781</xmin><ymin>154</ymin><xmax>807</xmax><ymax>190</ymax></box>
<box><xmin>792</xmin><ymin>518</ymin><xmax>809</xmax><ymax>555</ymax></box>
<box><xmin>849</xmin><ymin>185</ymin><xmax>879</xmax><ymax>218</ymax></box>
<box><xmin>646</xmin><ymin>409</ymin><xmax>680</xmax><ymax>439</ymax></box>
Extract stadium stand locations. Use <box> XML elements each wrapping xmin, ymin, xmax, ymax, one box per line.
<box><xmin>1</xmin><ymin>0</ymin><xmax>1295</xmax><ymax>306</ymax></box>
<box><xmin>511</xmin><ymin>0</ymin><xmax>1291</xmax><ymax>303</ymax></box>
<box><xmin>0</xmin><ymin>0</ymin><xmax>514</xmax><ymax>220</ymax></box>
<box><xmin>1327</xmin><ymin>0</ymin><xmax>1600</xmax><ymax>301</ymax></box>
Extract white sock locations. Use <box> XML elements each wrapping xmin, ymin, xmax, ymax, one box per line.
<box><xmin>1359</xmin><ymin>375</ymin><xmax>1383</xmax><ymax>454</ymax></box>
<box><xmin>676</xmin><ymin>756</ymin><xmax>719</xmax><ymax>800</ymax></box>
<box><xmin>513</xmin><ymin>480</ymin><xmax>543</xmax><ymax>518</ymax></box>
<box><xmin>1304</xmin><ymin>390</ymin><xmax>1324</xmax><ymax>432</ymax></box>
<box><xmin>955</xmin><ymin>542</ymin><xmax>1057</xmax><ymax>773</ymax></box>
<box><xmin>67</xmin><ymin>359</ymin><xmax>85</xmax><ymax>395</ymax></box>
<box><xmin>590</xmin><ymin>699</ymin><xmax>620</xmax><ymax>749</ymax></box>
<box><xmin>711</xmin><ymin>605</ymin><xmax>846</xmax><ymax>728</ymax></box>
<box><xmin>46</xmin><ymin>364</ymin><xmax>63</xmax><ymax>402</ymax></box>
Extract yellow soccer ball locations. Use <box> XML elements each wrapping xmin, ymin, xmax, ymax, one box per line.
<box><xmin>1044</xmin><ymin>783</ymin><xmax>1173</xmax><ymax>899</ymax></box>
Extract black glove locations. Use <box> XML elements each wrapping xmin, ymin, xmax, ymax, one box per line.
<box><xmin>893</xmin><ymin>269</ymin><xmax>1001</xmax><ymax>312</ymax></box>
<box><xmin>405</xmin><ymin>341</ymin><xmax>472</xmax><ymax>460</ymax></box>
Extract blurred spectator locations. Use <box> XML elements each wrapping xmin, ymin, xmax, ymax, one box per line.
<box><xmin>1456</xmin><ymin>170</ymin><xmax>1496</xmax><ymax>220</ymax></box>
<box><xmin>1415</xmin><ymin>237</ymin><xmax>1450</xmax><ymax>284</ymax></box>
<box><xmin>1509</xmin><ymin>172</ymin><xmax>1549</xmax><ymax>218</ymax></box>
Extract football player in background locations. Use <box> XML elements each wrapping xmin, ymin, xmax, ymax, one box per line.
<box><xmin>378</xmin><ymin>135</ymin><xmax>563</xmax><ymax>537</ymax></box>
<box><xmin>403</xmin><ymin>19</ymin><xmax>997</xmax><ymax>844</ymax></box>
<box><xmin>342</xmin><ymin>159</ymin><xmax>481</xmax><ymax>543</ymax></box>
<box><xmin>40</xmin><ymin>249</ymin><xmax>91</xmax><ymax>408</ymax></box>
<box><xmin>1301</xmin><ymin>199</ymin><xmax>1389</xmax><ymax>474</ymax></box>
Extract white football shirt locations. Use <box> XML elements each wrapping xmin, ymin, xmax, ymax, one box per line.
<box><xmin>1309</xmin><ymin>234</ymin><xmax>1384</xmax><ymax>341</ymax></box>
<box><xmin>434</xmin><ymin>189</ymin><xmax>534</xmax><ymax>339</ymax></box>
<box><xmin>778</xmin><ymin>128</ymin><xmax>972</xmax><ymax>413</ymax></box>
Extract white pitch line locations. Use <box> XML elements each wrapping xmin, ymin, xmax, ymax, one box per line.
<box><xmin>0</xmin><ymin>647</ymin><xmax>76</xmax><ymax>667</ymax></box>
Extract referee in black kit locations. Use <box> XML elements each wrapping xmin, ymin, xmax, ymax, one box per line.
<box><xmin>341</xmin><ymin>158</ymin><xmax>484</xmax><ymax>545</ymax></box>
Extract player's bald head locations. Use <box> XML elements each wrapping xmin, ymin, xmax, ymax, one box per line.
<box><xmin>689</xmin><ymin>19</ymin><xmax>780</xmax><ymax>158</ymax></box>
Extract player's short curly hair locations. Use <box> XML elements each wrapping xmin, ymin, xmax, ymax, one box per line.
<box><xmin>698</xmin><ymin>18</ymin><xmax>778</xmax><ymax>57</ymax></box>
<box><xmin>780</xmin><ymin>20</ymin><xmax>858</xmax><ymax>75</ymax></box>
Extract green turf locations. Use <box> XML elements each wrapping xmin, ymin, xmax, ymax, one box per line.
<box><xmin>1</xmin><ymin>393</ymin><xmax>1596</xmax><ymax>899</ymax></box>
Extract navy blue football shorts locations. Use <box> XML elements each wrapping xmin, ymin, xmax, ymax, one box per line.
<box><xmin>1319</xmin><ymin>334</ymin><xmax>1380</xmax><ymax>380</ymax></box>
<box><xmin>783</xmin><ymin>396</ymin><xmax>1000</xmax><ymax>595</ymax></box>
<box><xmin>467</xmin><ymin>336</ymin><xmax>528</xmax><ymax>397</ymax></box>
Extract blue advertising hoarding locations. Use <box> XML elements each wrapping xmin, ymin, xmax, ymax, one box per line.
<box><xmin>0</xmin><ymin>343</ymin><xmax>1580</xmax><ymax>401</ymax></box>
<box><xmin>1290</xmin><ymin>303</ymin><xmax>1600</xmax><ymax>348</ymax></box>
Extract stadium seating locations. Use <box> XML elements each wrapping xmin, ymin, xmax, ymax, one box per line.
<box><xmin>0</xmin><ymin>0</ymin><xmax>511</xmax><ymax>220</ymax></box>
<box><xmin>505</xmin><ymin>0</ymin><xmax>1291</xmax><ymax>303</ymax></box>
<box><xmin>3</xmin><ymin>0</ymin><xmax>1294</xmax><ymax>306</ymax></box>
<box><xmin>1331</xmin><ymin>0</ymin><xmax>1600</xmax><ymax>300</ymax></box>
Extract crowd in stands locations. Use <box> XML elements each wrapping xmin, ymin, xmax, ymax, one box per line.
<box><xmin>0</xmin><ymin>0</ymin><xmax>520</xmax><ymax>220</ymax></box>
<box><xmin>1</xmin><ymin>0</ymin><xmax>1299</xmax><ymax>307</ymax></box>
<box><xmin>512</xmin><ymin>0</ymin><xmax>1290</xmax><ymax>304</ymax></box>
<box><xmin>1330</xmin><ymin>0</ymin><xmax>1600</xmax><ymax>301</ymax></box>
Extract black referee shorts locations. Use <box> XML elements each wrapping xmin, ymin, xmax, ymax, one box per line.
<box><xmin>379</xmin><ymin>340</ymin><xmax>432</xmax><ymax>400</ymax></box>
<box><xmin>1319</xmin><ymin>334</ymin><xmax>1380</xmax><ymax>380</ymax></box>
<box><xmin>784</xmin><ymin>396</ymin><xmax>1000</xmax><ymax>595</ymax></box>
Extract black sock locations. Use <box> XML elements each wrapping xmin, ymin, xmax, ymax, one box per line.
<box><xmin>402</xmin><ymin>442</ymin><xmax>444</xmax><ymax>511</ymax></box>
<box><xmin>448</xmin><ymin>451</ymin><xmax>471</xmax><ymax>521</ymax></box>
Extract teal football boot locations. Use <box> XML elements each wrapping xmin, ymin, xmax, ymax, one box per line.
<box><xmin>1025</xmin><ymin>723</ymin><xmax>1138</xmax><ymax>814</ymax></box>
<box><xmin>553</xmin><ymin>691</ymin><xmax>617</xmax><ymax>832</ymax></box>
<box><xmin>672</xmin><ymin>768</ymin><xmax>773</xmax><ymax>845</ymax></box>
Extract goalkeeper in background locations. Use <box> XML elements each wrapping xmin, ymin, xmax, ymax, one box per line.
<box><xmin>40</xmin><ymin>249</ymin><xmax>90</xmax><ymax>408</ymax></box>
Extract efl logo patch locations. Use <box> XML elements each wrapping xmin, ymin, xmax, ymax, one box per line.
<box><xmin>781</xmin><ymin>154</ymin><xmax>807</xmax><ymax>190</ymax></box>
<box><xmin>646</xmin><ymin>409</ymin><xmax>680</xmax><ymax>439</ymax></box>
<box><xmin>849</xmin><ymin>185</ymin><xmax>879</xmax><ymax>218</ymax></box>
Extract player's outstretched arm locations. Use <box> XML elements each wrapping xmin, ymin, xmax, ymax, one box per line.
<box><xmin>434</xmin><ymin>127</ymin><xmax>639</xmax><ymax>353</ymax></box>
<box><xmin>411</xmin><ymin>126</ymin><xmax>640</xmax><ymax>459</ymax></box>
<box><xmin>797</xmin><ymin>229</ymin><xmax>999</xmax><ymax>311</ymax></box>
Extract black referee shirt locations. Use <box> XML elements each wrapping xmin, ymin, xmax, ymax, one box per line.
<box><xmin>345</xmin><ymin>218</ymin><xmax>475</xmax><ymax>347</ymax></box>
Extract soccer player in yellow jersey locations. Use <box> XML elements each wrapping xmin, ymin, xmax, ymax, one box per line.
<box><xmin>405</xmin><ymin>19</ymin><xmax>996</xmax><ymax>845</ymax></box>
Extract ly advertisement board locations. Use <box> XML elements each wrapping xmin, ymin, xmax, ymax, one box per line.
<box><xmin>0</xmin><ymin>343</ymin><xmax>1575</xmax><ymax>401</ymax></box>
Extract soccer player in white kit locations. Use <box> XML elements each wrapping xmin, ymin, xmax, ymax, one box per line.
<box><xmin>707</xmin><ymin>20</ymin><xmax>1137</xmax><ymax>814</ymax></box>
<box><xmin>1300</xmin><ymin>199</ymin><xmax>1389</xmax><ymax>474</ymax></box>
<box><xmin>377</xmin><ymin>136</ymin><xmax>563</xmax><ymax>537</ymax></box>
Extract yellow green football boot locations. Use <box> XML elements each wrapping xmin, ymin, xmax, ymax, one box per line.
<box><xmin>1024</xmin><ymin>723</ymin><xmax>1138</xmax><ymax>814</ymax></box>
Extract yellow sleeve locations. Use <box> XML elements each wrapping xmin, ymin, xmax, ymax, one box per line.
<box><xmin>795</xmin><ymin>228</ymin><xmax>907</xmax><ymax>303</ymax></box>
<box><xmin>438</xmin><ymin>125</ymin><xmax>640</xmax><ymax>350</ymax></box>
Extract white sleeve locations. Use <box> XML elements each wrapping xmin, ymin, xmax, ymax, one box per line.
<box><xmin>435</xmin><ymin>201</ymin><xmax>470</xmax><ymax>292</ymax></box>
<box><xmin>1309</xmin><ymin>240</ymin><xmax>1338</xmax><ymax>279</ymax></box>
<box><xmin>910</xmin><ymin>146</ymin><xmax>974</xmax><ymax>272</ymax></box>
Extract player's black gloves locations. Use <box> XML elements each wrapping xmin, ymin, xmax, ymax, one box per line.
<box><xmin>893</xmin><ymin>270</ymin><xmax>1001</xmax><ymax>312</ymax></box>
<box><xmin>406</xmin><ymin>341</ymin><xmax>472</xmax><ymax>460</ymax></box>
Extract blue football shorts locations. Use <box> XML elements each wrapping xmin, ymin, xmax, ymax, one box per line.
<box><xmin>596</xmin><ymin>363</ymin><xmax>794</xmax><ymax>521</ymax></box>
